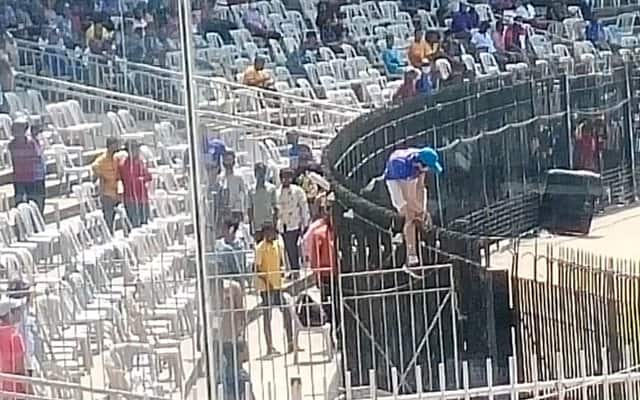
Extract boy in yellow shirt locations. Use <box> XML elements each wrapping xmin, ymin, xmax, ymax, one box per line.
<box><xmin>255</xmin><ymin>223</ymin><xmax>296</xmax><ymax>354</ymax></box>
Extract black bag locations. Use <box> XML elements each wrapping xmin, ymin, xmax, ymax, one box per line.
<box><xmin>295</xmin><ymin>293</ymin><xmax>326</xmax><ymax>327</ymax></box>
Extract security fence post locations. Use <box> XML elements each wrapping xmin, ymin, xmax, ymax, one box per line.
<box><xmin>624</xmin><ymin>61</ymin><xmax>638</xmax><ymax>200</ymax></box>
<box><xmin>565</xmin><ymin>72</ymin><xmax>574</xmax><ymax>169</ymax></box>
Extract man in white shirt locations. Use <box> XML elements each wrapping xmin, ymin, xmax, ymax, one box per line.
<box><xmin>471</xmin><ymin>21</ymin><xmax>496</xmax><ymax>53</ymax></box>
<box><xmin>277</xmin><ymin>168</ymin><xmax>310</xmax><ymax>277</ymax></box>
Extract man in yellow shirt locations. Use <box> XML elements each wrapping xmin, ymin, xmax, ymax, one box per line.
<box><xmin>255</xmin><ymin>222</ymin><xmax>295</xmax><ymax>354</ymax></box>
<box><xmin>91</xmin><ymin>137</ymin><xmax>121</xmax><ymax>233</ymax></box>
<box><xmin>242</xmin><ymin>57</ymin><xmax>272</xmax><ymax>88</ymax></box>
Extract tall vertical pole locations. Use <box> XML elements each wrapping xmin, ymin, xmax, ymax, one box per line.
<box><xmin>565</xmin><ymin>73</ymin><xmax>573</xmax><ymax>169</ymax></box>
<box><xmin>624</xmin><ymin>62</ymin><xmax>638</xmax><ymax>200</ymax></box>
<box><xmin>177</xmin><ymin>0</ymin><xmax>215</xmax><ymax>399</ymax></box>
<box><xmin>118</xmin><ymin>0</ymin><xmax>128</xmax><ymax>94</ymax></box>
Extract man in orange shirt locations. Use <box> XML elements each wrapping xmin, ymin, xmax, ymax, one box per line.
<box><xmin>408</xmin><ymin>28</ymin><xmax>429</xmax><ymax>68</ymax></box>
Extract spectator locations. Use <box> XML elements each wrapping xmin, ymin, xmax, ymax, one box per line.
<box><xmin>451</xmin><ymin>3</ymin><xmax>477</xmax><ymax>39</ymax></box>
<box><xmin>574</xmin><ymin>120</ymin><xmax>601</xmax><ymax>172</ymax></box>
<box><xmin>57</xmin><ymin>3</ymin><xmax>75</xmax><ymax>46</ymax></box>
<box><xmin>92</xmin><ymin>137</ymin><xmax>122</xmax><ymax>233</ymax></box>
<box><xmin>424</xmin><ymin>31</ymin><xmax>442</xmax><ymax>61</ymax></box>
<box><xmin>504</xmin><ymin>17</ymin><xmax>527</xmax><ymax>54</ymax></box>
<box><xmin>7</xmin><ymin>280</ymin><xmax>40</xmax><ymax>381</ymax></box>
<box><xmin>303</xmin><ymin>193</ymin><xmax>337</xmax><ymax>319</ymax></box>
<box><xmin>143</xmin><ymin>23</ymin><xmax>167</xmax><ymax>65</ymax></box>
<box><xmin>119</xmin><ymin>140</ymin><xmax>152</xmax><ymax>228</ymax></box>
<box><xmin>8</xmin><ymin>118</ymin><xmax>41</xmax><ymax>208</ymax></box>
<box><xmin>382</xmin><ymin>34</ymin><xmax>404</xmax><ymax>77</ymax></box>
<box><xmin>29</xmin><ymin>118</ymin><xmax>46</xmax><ymax>213</ymax></box>
<box><xmin>254</xmin><ymin>222</ymin><xmax>295</xmax><ymax>355</ymax></box>
<box><xmin>586</xmin><ymin>17</ymin><xmax>609</xmax><ymax>50</ymax></box>
<box><xmin>580</xmin><ymin>0</ymin><xmax>594</xmax><ymax>20</ymax></box>
<box><xmin>384</xmin><ymin>147</ymin><xmax>443</xmax><ymax>266</ymax></box>
<box><xmin>217</xmin><ymin>279</ymin><xmax>250</xmax><ymax>399</ymax></box>
<box><xmin>415</xmin><ymin>60</ymin><xmax>436</xmax><ymax>95</ymax></box>
<box><xmin>286</xmin><ymin>130</ymin><xmax>302</xmax><ymax>169</ymax></box>
<box><xmin>515</xmin><ymin>0</ymin><xmax>536</xmax><ymax>20</ymax></box>
<box><xmin>547</xmin><ymin>0</ymin><xmax>569</xmax><ymax>21</ymax></box>
<box><xmin>0</xmin><ymin>30</ymin><xmax>17</xmax><ymax>67</ymax></box>
<box><xmin>493</xmin><ymin>20</ymin><xmax>506</xmax><ymax>52</ymax></box>
<box><xmin>301</xmin><ymin>31</ymin><xmax>320</xmax><ymax>53</ymax></box>
<box><xmin>471</xmin><ymin>21</ymin><xmax>496</xmax><ymax>54</ymax></box>
<box><xmin>0</xmin><ymin>52</ymin><xmax>14</xmax><ymax>92</ymax></box>
<box><xmin>242</xmin><ymin>56</ymin><xmax>272</xmax><ymax>88</ymax></box>
<box><xmin>392</xmin><ymin>68</ymin><xmax>419</xmax><ymax>103</ymax></box>
<box><xmin>242</xmin><ymin>5</ymin><xmax>281</xmax><ymax>40</ymax></box>
<box><xmin>0</xmin><ymin>296</ymin><xmax>27</xmax><ymax>396</ymax></box>
<box><xmin>85</xmin><ymin>19</ymin><xmax>111</xmax><ymax>48</ymax></box>
<box><xmin>317</xmin><ymin>2</ymin><xmax>343</xmax><ymax>44</ymax></box>
<box><xmin>214</xmin><ymin>220</ymin><xmax>247</xmax><ymax>282</ymax></box>
<box><xmin>249</xmin><ymin>162</ymin><xmax>278</xmax><ymax>243</ymax></box>
<box><xmin>293</xmin><ymin>145</ymin><xmax>322</xmax><ymax>218</ymax></box>
<box><xmin>408</xmin><ymin>28</ymin><xmax>428</xmax><ymax>68</ymax></box>
<box><xmin>277</xmin><ymin>167</ymin><xmax>310</xmax><ymax>278</ymax></box>
<box><xmin>125</xmin><ymin>26</ymin><xmax>145</xmax><ymax>63</ymax></box>
<box><xmin>220</xmin><ymin>149</ymin><xmax>248</xmax><ymax>224</ymax></box>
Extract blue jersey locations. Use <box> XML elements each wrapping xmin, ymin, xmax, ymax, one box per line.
<box><xmin>384</xmin><ymin>148</ymin><xmax>421</xmax><ymax>180</ymax></box>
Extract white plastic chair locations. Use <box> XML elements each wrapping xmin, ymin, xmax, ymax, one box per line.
<box><xmin>378</xmin><ymin>1</ymin><xmax>399</xmax><ymax>23</ymax></box>
<box><xmin>318</xmin><ymin>47</ymin><xmax>336</xmax><ymax>61</ymax></box>
<box><xmin>205</xmin><ymin>32</ymin><xmax>224</xmax><ymax>48</ymax></box>
<box><xmin>284</xmin><ymin>292</ymin><xmax>334</xmax><ymax>365</ymax></box>
<box><xmin>479</xmin><ymin>52</ymin><xmax>500</xmax><ymax>75</ymax></box>
<box><xmin>435</xmin><ymin>58</ymin><xmax>452</xmax><ymax>80</ymax></box>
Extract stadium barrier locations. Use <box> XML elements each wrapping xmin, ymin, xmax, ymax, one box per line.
<box><xmin>323</xmin><ymin>62</ymin><xmax>640</xmax><ymax>393</ymax></box>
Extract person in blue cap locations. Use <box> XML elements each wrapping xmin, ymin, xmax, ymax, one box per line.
<box><xmin>384</xmin><ymin>146</ymin><xmax>443</xmax><ymax>266</ymax></box>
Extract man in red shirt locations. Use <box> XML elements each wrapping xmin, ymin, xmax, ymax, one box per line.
<box><xmin>119</xmin><ymin>140</ymin><xmax>152</xmax><ymax>228</ymax></box>
<box><xmin>303</xmin><ymin>194</ymin><xmax>337</xmax><ymax>319</ymax></box>
<box><xmin>0</xmin><ymin>296</ymin><xmax>27</xmax><ymax>395</ymax></box>
<box><xmin>575</xmin><ymin>120</ymin><xmax>602</xmax><ymax>172</ymax></box>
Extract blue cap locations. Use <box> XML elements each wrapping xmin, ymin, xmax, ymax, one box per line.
<box><xmin>207</xmin><ymin>139</ymin><xmax>226</xmax><ymax>157</ymax></box>
<box><xmin>417</xmin><ymin>147</ymin><xmax>443</xmax><ymax>174</ymax></box>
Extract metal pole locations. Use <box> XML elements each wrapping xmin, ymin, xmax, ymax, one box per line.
<box><xmin>565</xmin><ymin>73</ymin><xmax>573</xmax><ymax>169</ymax></box>
<box><xmin>118</xmin><ymin>0</ymin><xmax>128</xmax><ymax>94</ymax></box>
<box><xmin>177</xmin><ymin>0</ymin><xmax>215</xmax><ymax>399</ymax></box>
<box><xmin>624</xmin><ymin>61</ymin><xmax>638</xmax><ymax>200</ymax></box>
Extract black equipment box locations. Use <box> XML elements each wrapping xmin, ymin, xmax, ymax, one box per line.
<box><xmin>539</xmin><ymin>169</ymin><xmax>603</xmax><ymax>235</ymax></box>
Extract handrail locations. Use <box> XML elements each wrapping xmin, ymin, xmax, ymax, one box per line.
<box><xmin>16</xmin><ymin>71</ymin><xmax>334</xmax><ymax>140</ymax></box>
<box><xmin>0</xmin><ymin>371</ymin><xmax>170</xmax><ymax>400</ymax></box>
<box><xmin>14</xmin><ymin>38</ymin><xmax>364</xmax><ymax>114</ymax></box>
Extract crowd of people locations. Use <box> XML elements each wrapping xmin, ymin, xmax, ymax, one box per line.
<box><xmin>191</xmin><ymin>132</ymin><xmax>337</xmax><ymax>398</ymax></box>
<box><xmin>380</xmin><ymin>0</ymin><xmax>613</xmax><ymax>104</ymax></box>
